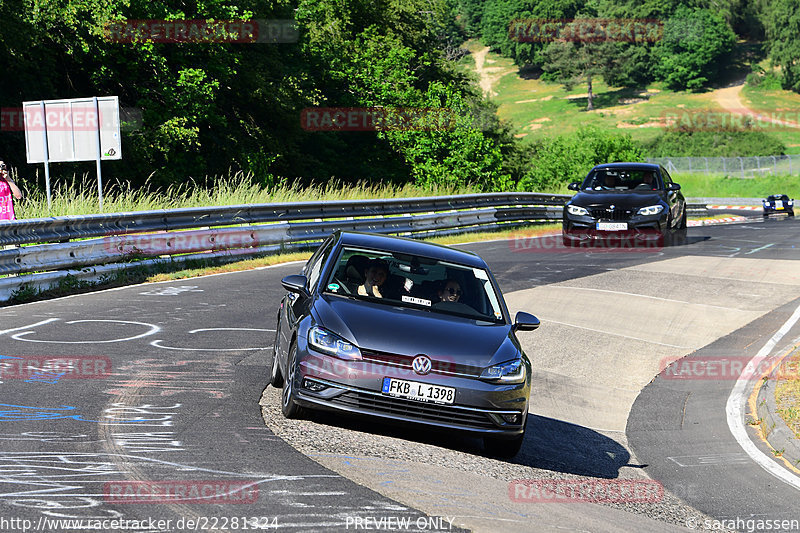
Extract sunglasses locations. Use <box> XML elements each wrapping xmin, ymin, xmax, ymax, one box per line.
<box><xmin>446</xmin><ymin>287</ymin><xmax>462</xmax><ymax>296</ymax></box>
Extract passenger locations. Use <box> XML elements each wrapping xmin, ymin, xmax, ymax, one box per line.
<box><xmin>437</xmin><ymin>279</ymin><xmax>462</xmax><ymax>303</ymax></box>
<box><xmin>358</xmin><ymin>259</ymin><xmax>389</xmax><ymax>298</ymax></box>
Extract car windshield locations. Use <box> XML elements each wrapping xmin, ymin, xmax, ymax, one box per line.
<box><xmin>323</xmin><ymin>246</ymin><xmax>505</xmax><ymax>323</ymax></box>
<box><xmin>582</xmin><ymin>169</ymin><xmax>662</xmax><ymax>191</ymax></box>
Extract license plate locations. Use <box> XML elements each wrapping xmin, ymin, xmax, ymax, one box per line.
<box><xmin>597</xmin><ymin>222</ymin><xmax>628</xmax><ymax>231</ymax></box>
<box><xmin>775</xmin><ymin>201</ymin><xmax>784</xmax><ymax>209</ymax></box>
<box><xmin>381</xmin><ymin>378</ymin><xmax>456</xmax><ymax>405</ymax></box>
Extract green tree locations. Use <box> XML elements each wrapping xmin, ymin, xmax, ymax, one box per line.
<box><xmin>652</xmin><ymin>6</ymin><xmax>736</xmax><ymax>91</ymax></box>
<box><xmin>519</xmin><ymin>126</ymin><xmax>643</xmax><ymax>191</ymax></box>
<box><xmin>759</xmin><ymin>0</ymin><xmax>800</xmax><ymax>92</ymax></box>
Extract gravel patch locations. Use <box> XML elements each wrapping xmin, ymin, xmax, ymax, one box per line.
<box><xmin>260</xmin><ymin>386</ymin><xmax>732</xmax><ymax>532</ymax></box>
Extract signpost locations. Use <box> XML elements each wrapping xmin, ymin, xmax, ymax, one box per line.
<box><xmin>22</xmin><ymin>96</ymin><xmax>122</xmax><ymax>211</ymax></box>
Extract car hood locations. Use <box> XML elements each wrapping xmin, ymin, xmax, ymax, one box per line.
<box><xmin>569</xmin><ymin>190</ymin><xmax>664</xmax><ymax>208</ymax></box>
<box><xmin>311</xmin><ymin>294</ymin><xmax>519</xmax><ymax>369</ymax></box>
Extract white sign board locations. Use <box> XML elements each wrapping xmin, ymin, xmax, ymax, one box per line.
<box><xmin>23</xmin><ymin>96</ymin><xmax>122</xmax><ymax>163</ymax></box>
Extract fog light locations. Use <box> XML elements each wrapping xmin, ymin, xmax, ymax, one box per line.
<box><xmin>303</xmin><ymin>379</ymin><xmax>327</xmax><ymax>392</ymax></box>
<box><xmin>502</xmin><ymin>413</ymin><xmax>521</xmax><ymax>424</ymax></box>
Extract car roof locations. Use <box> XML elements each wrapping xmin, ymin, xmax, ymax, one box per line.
<box><xmin>590</xmin><ymin>162</ymin><xmax>661</xmax><ymax>172</ymax></box>
<box><xmin>334</xmin><ymin>231</ymin><xmax>488</xmax><ymax>269</ymax></box>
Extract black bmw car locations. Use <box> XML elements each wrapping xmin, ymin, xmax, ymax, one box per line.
<box><xmin>269</xmin><ymin>231</ymin><xmax>540</xmax><ymax>457</ymax></box>
<box><xmin>562</xmin><ymin>163</ymin><xmax>687</xmax><ymax>247</ymax></box>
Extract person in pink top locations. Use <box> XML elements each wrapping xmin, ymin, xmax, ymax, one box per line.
<box><xmin>0</xmin><ymin>161</ymin><xmax>23</xmax><ymax>221</ymax></box>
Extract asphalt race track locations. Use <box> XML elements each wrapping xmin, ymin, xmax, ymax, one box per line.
<box><xmin>0</xmin><ymin>214</ymin><xmax>798</xmax><ymax>532</ymax></box>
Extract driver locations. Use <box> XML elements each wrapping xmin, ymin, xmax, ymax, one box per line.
<box><xmin>437</xmin><ymin>279</ymin><xmax>462</xmax><ymax>303</ymax></box>
<box><xmin>358</xmin><ymin>259</ymin><xmax>389</xmax><ymax>298</ymax></box>
<box><xmin>601</xmin><ymin>173</ymin><xmax>617</xmax><ymax>189</ymax></box>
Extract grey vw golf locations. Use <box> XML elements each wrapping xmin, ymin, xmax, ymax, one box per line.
<box><xmin>269</xmin><ymin>231</ymin><xmax>540</xmax><ymax>457</ymax></box>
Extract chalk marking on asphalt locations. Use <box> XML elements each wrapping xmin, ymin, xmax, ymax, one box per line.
<box><xmin>543</xmin><ymin>319</ymin><xmax>693</xmax><ymax>349</ymax></box>
<box><xmin>189</xmin><ymin>328</ymin><xmax>275</xmax><ymax>333</ymax></box>
<box><xmin>547</xmin><ymin>286</ymin><xmax>740</xmax><ymax>312</ymax></box>
<box><xmin>0</xmin><ymin>318</ymin><xmax>59</xmax><ymax>336</ymax></box>
<box><xmin>0</xmin><ymin>450</ymin><xmax>341</xmax><ymax>480</ymax></box>
<box><xmin>726</xmin><ymin>301</ymin><xmax>800</xmax><ymax>490</ymax></box>
<box><xmin>746</xmin><ymin>243</ymin><xmax>775</xmax><ymax>255</ymax></box>
<box><xmin>10</xmin><ymin>319</ymin><xmax>160</xmax><ymax>343</ymax></box>
<box><xmin>150</xmin><ymin>340</ymin><xmax>271</xmax><ymax>351</ymax></box>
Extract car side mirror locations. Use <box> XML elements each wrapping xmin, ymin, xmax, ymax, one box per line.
<box><xmin>281</xmin><ymin>275</ymin><xmax>310</xmax><ymax>298</ymax></box>
<box><xmin>513</xmin><ymin>311</ymin><xmax>540</xmax><ymax>332</ymax></box>
<box><xmin>667</xmin><ymin>182</ymin><xmax>681</xmax><ymax>191</ymax></box>
<box><xmin>568</xmin><ymin>182</ymin><xmax>580</xmax><ymax>191</ymax></box>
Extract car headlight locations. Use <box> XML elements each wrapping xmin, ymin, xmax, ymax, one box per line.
<box><xmin>566</xmin><ymin>205</ymin><xmax>589</xmax><ymax>216</ymax></box>
<box><xmin>480</xmin><ymin>359</ymin><xmax>525</xmax><ymax>384</ymax></box>
<box><xmin>636</xmin><ymin>205</ymin><xmax>664</xmax><ymax>216</ymax></box>
<box><xmin>308</xmin><ymin>326</ymin><xmax>362</xmax><ymax>361</ymax></box>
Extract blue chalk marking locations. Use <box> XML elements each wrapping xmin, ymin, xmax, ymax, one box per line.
<box><xmin>0</xmin><ymin>404</ymin><xmax>167</xmax><ymax>424</ymax></box>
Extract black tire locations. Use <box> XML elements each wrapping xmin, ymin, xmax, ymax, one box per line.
<box><xmin>269</xmin><ymin>320</ymin><xmax>284</xmax><ymax>387</ymax></box>
<box><xmin>269</xmin><ymin>344</ymin><xmax>283</xmax><ymax>389</ymax></box>
<box><xmin>281</xmin><ymin>342</ymin><xmax>305</xmax><ymax>419</ymax></box>
<box><xmin>561</xmin><ymin>235</ymin><xmax>573</xmax><ymax>248</ymax></box>
<box><xmin>789</xmin><ymin>210</ymin><xmax>795</xmax><ymax>217</ymax></box>
<box><xmin>673</xmin><ymin>211</ymin><xmax>687</xmax><ymax>246</ymax></box>
<box><xmin>661</xmin><ymin>227</ymin><xmax>671</xmax><ymax>247</ymax></box>
<box><xmin>484</xmin><ymin>433</ymin><xmax>525</xmax><ymax>458</ymax></box>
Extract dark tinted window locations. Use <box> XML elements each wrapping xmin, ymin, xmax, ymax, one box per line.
<box><xmin>324</xmin><ymin>246</ymin><xmax>505</xmax><ymax>323</ymax></box>
<box><xmin>582</xmin><ymin>168</ymin><xmax>662</xmax><ymax>191</ymax></box>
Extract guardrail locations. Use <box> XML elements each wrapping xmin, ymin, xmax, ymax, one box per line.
<box><xmin>0</xmin><ymin>193</ymin><xmax>572</xmax><ymax>303</ymax></box>
<box><xmin>0</xmin><ymin>193</ymin><xmax>711</xmax><ymax>304</ymax></box>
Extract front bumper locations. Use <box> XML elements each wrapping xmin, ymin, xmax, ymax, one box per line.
<box><xmin>562</xmin><ymin>213</ymin><xmax>667</xmax><ymax>246</ymax></box>
<box><xmin>292</xmin><ymin>348</ymin><xmax>529</xmax><ymax>437</ymax></box>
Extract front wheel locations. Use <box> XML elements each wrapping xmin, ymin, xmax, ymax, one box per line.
<box><xmin>281</xmin><ymin>342</ymin><xmax>305</xmax><ymax>419</ymax></box>
<box><xmin>269</xmin><ymin>323</ymin><xmax>284</xmax><ymax>387</ymax></box>
<box><xmin>269</xmin><ymin>346</ymin><xmax>283</xmax><ymax>388</ymax></box>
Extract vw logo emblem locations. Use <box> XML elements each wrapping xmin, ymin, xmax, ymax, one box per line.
<box><xmin>412</xmin><ymin>355</ymin><xmax>432</xmax><ymax>375</ymax></box>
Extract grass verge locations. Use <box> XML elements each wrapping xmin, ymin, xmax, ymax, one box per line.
<box><xmin>13</xmin><ymin>173</ymin><xmax>485</xmax><ymax>219</ymax></box>
<box><xmin>774</xmin><ymin>344</ymin><xmax>800</xmax><ymax>439</ymax></box>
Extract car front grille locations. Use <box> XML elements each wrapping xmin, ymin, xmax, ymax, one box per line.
<box><xmin>590</xmin><ymin>208</ymin><xmax>634</xmax><ymax>221</ymax></box>
<box><xmin>328</xmin><ymin>389</ymin><xmax>499</xmax><ymax>430</ymax></box>
<box><xmin>360</xmin><ymin>349</ymin><xmax>481</xmax><ymax>377</ymax></box>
